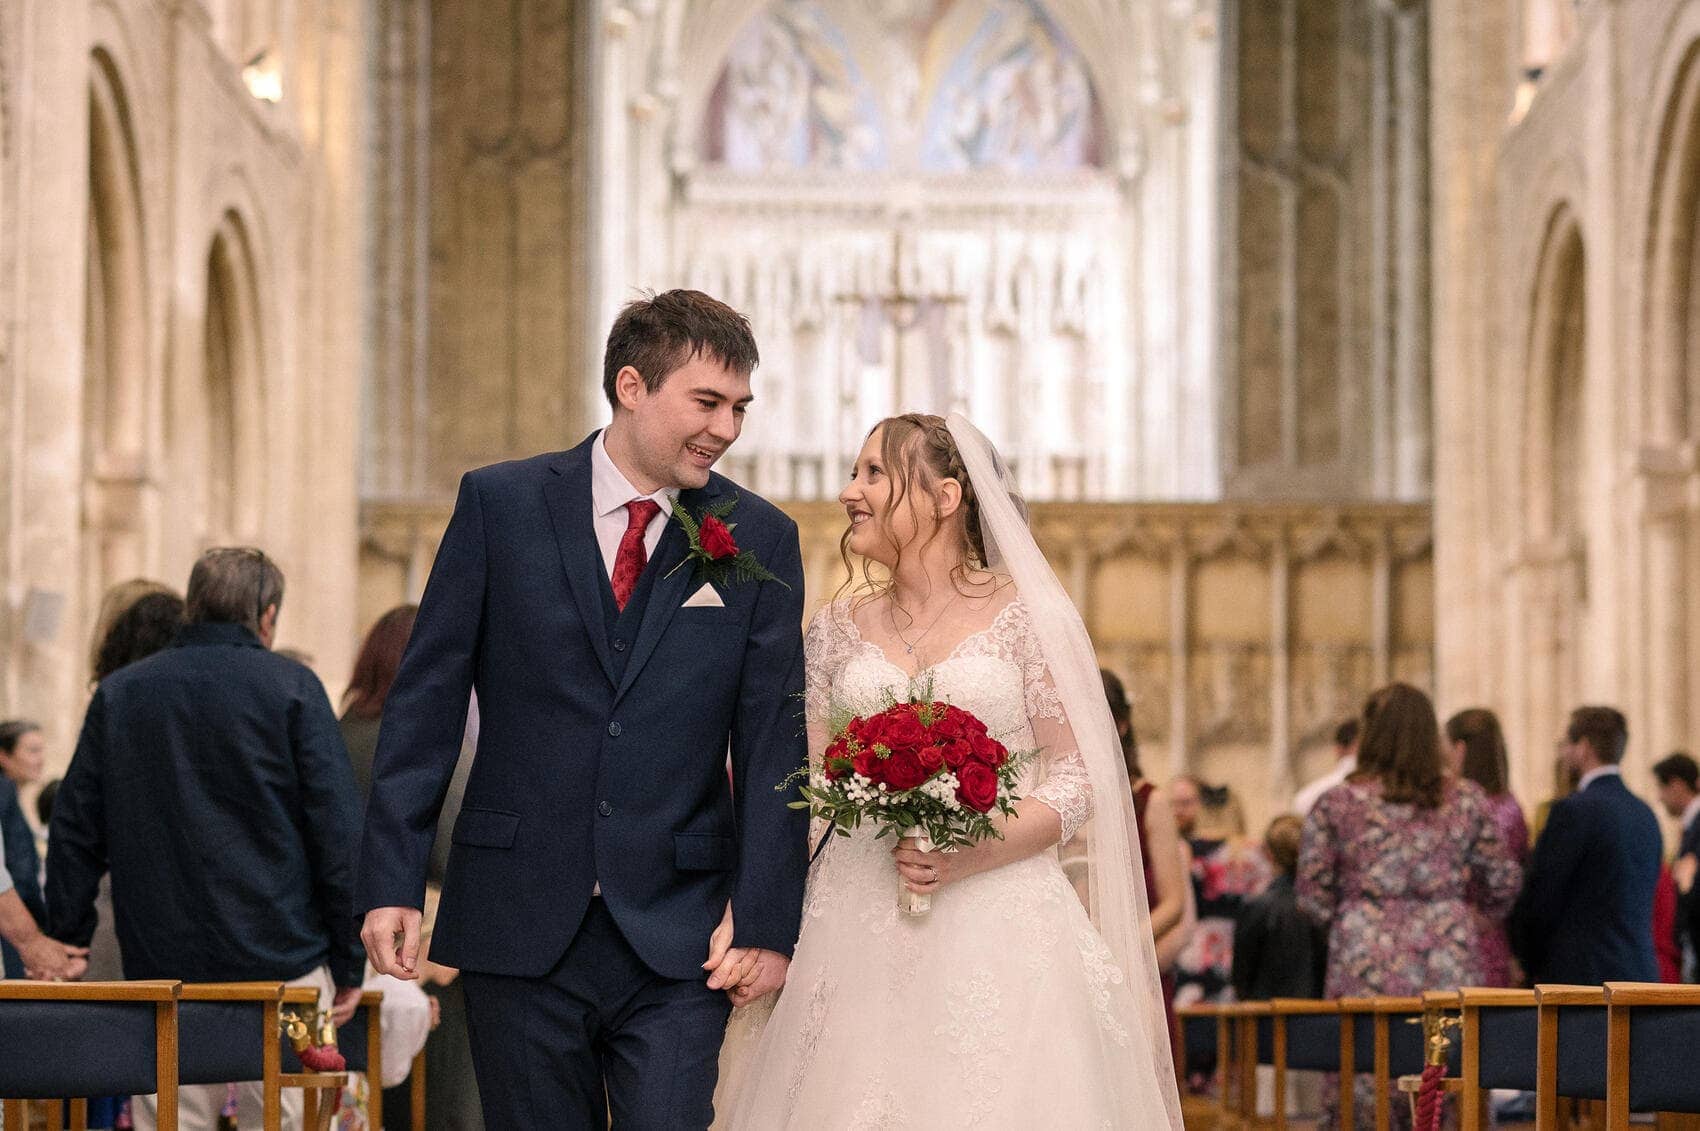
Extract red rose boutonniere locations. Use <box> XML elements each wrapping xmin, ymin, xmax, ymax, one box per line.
<box><xmin>665</xmin><ymin>495</ymin><xmax>791</xmax><ymax>589</ymax></box>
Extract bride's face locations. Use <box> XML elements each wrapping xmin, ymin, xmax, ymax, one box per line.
<box><xmin>839</xmin><ymin>427</ymin><xmax>918</xmax><ymax>568</ymax></box>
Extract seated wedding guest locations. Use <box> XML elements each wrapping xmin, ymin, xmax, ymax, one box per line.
<box><xmin>1300</xmin><ymin>683</ymin><xmax>1521</xmax><ymax>1128</ymax></box>
<box><xmin>1173</xmin><ymin>776</ymin><xmax>1271</xmax><ymax>1009</ymax></box>
<box><xmin>0</xmin><ymin>732</ymin><xmax>45</xmax><ymax>979</ymax></box>
<box><xmin>1292</xmin><ymin>718</ymin><xmax>1361</xmax><ymax>817</ymax></box>
<box><xmin>339</xmin><ymin>603</ymin><xmax>463</xmax><ymax>1129</ymax></box>
<box><xmin>1233</xmin><ymin>815</ymin><xmax>1325</xmax><ymax>1001</ymax></box>
<box><xmin>1510</xmin><ymin>706</ymin><xmax>1662</xmax><ymax>985</ymax></box>
<box><xmin>47</xmin><ymin>548</ymin><xmax>364</xmax><ymax>1131</ymax></box>
<box><xmin>1444</xmin><ymin>708</ymin><xmax>1529</xmax><ymax>986</ymax></box>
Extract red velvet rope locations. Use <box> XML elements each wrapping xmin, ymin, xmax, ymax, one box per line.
<box><xmin>1414</xmin><ymin>1062</ymin><xmax>1446</xmax><ymax>1131</ymax></box>
<box><xmin>297</xmin><ymin>1043</ymin><xmax>347</xmax><ymax>1072</ymax></box>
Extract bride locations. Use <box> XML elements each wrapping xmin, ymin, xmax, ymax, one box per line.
<box><xmin>714</xmin><ymin>413</ymin><xmax>1182</xmax><ymax>1129</ymax></box>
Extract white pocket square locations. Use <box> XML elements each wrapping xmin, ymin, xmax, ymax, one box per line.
<box><xmin>682</xmin><ymin>583</ymin><xmax>725</xmax><ymax>608</ymax></box>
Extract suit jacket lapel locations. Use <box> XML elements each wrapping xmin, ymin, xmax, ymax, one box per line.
<box><xmin>543</xmin><ymin>437</ymin><xmax>617</xmax><ymax>686</ymax></box>
<box><xmin>615</xmin><ymin>479</ymin><xmax>723</xmax><ymax>703</ymax></box>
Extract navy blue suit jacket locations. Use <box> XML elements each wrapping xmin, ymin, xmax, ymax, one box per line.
<box><xmin>1511</xmin><ymin>772</ymin><xmax>1662</xmax><ymax>984</ymax></box>
<box><xmin>356</xmin><ymin>436</ymin><xmax>810</xmax><ymax>982</ymax></box>
<box><xmin>46</xmin><ymin>623</ymin><xmax>365</xmax><ymax>987</ymax></box>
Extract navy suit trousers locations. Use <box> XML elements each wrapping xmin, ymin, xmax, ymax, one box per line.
<box><xmin>461</xmin><ymin>898</ymin><xmax>734</xmax><ymax>1129</ymax></box>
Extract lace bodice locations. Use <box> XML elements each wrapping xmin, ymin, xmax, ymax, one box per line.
<box><xmin>803</xmin><ymin>597</ymin><xmax>1092</xmax><ymax>841</ymax></box>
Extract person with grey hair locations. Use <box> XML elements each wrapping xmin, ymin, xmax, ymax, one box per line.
<box><xmin>46</xmin><ymin>547</ymin><xmax>364</xmax><ymax>1131</ymax></box>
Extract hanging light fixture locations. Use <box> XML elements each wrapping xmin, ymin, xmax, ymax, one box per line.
<box><xmin>242</xmin><ymin>46</ymin><xmax>282</xmax><ymax>103</ymax></box>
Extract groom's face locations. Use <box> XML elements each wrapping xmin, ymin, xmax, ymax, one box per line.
<box><xmin>613</xmin><ymin>353</ymin><xmax>752</xmax><ymax>492</ymax></box>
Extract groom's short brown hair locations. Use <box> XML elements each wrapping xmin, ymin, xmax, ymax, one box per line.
<box><xmin>602</xmin><ymin>289</ymin><xmax>759</xmax><ymax>408</ymax></box>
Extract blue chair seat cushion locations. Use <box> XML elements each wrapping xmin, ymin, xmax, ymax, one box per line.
<box><xmin>0</xmin><ymin>1001</ymin><xmax>161</xmax><ymax>1098</ymax></box>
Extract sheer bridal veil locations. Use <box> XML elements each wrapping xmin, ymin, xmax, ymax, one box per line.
<box><xmin>945</xmin><ymin>413</ymin><xmax>1184</xmax><ymax>1128</ymax></box>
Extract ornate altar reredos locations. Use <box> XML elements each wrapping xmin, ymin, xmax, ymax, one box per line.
<box><xmin>595</xmin><ymin>0</ymin><xmax>1222</xmax><ymax>503</ymax></box>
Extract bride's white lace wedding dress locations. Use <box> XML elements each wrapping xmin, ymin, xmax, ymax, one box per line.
<box><xmin>714</xmin><ymin>595</ymin><xmax>1174</xmax><ymax>1129</ymax></box>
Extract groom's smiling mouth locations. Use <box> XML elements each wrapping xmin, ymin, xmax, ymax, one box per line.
<box><xmin>685</xmin><ymin>441</ymin><xmax>721</xmax><ymax>466</ymax></box>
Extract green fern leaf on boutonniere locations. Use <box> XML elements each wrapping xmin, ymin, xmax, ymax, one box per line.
<box><xmin>663</xmin><ymin>495</ymin><xmax>791</xmax><ymax>590</ymax></box>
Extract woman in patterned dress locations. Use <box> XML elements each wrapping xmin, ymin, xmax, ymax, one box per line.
<box><xmin>1297</xmin><ymin>683</ymin><xmax>1523</xmax><ymax>1128</ymax></box>
<box><xmin>1444</xmin><ymin>707</ymin><xmax>1529</xmax><ymax>987</ymax></box>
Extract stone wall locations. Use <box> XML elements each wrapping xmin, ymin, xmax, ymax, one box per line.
<box><xmin>1223</xmin><ymin>0</ymin><xmax>1431</xmax><ymax>502</ymax></box>
<box><xmin>0</xmin><ymin>0</ymin><xmax>367</xmax><ymax>776</ymax></box>
<box><xmin>1432</xmin><ymin>0</ymin><xmax>1700</xmax><ymax>816</ymax></box>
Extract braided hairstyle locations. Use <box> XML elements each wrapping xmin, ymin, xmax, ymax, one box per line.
<box><xmin>838</xmin><ymin>413</ymin><xmax>995</xmax><ymax>606</ymax></box>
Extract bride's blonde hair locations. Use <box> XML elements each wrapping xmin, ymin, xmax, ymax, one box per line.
<box><xmin>837</xmin><ymin>414</ymin><xmax>996</xmax><ymax>611</ymax></box>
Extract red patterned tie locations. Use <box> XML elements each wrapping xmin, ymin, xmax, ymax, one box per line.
<box><xmin>611</xmin><ymin>499</ymin><xmax>662</xmax><ymax>611</ymax></box>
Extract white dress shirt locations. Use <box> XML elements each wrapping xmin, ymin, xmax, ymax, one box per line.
<box><xmin>1577</xmin><ymin>763</ymin><xmax>1622</xmax><ymax>792</ymax></box>
<box><xmin>591</xmin><ymin>429</ymin><xmax>678</xmax><ymax>580</ymax></box>
<box><xmin>1681</xmin><ymin>794</ymin><xmax>1700</xmax><ymax>833</ymax></box>
<box><xmin>1292</xmin><ymin>754</ymin><xmax>1357</xmax><ymax>817</ymax></box>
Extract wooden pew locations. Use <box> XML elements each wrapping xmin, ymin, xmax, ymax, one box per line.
<box><xmin>335</xmin><ymin>990</ymin><xmax>386</xmax><ymax>1131</ymax></box>
<box><xmin>0</xmin><ymin>979</ymin><xmax>181</xmax><ymax>1131</ymax></box>
<box><xmin>1178</xmin><ymin>1002</ymin><xmax>1235</xmax><ymax>1127</ymax></box>
<box><xmin>1455</xmin><ymin>988</ymin><xmax>1538</xmax><ymax>1131</ymax></box>
<box><xmin>410</xmin><ymin>1048</ymin><xmax>427</xmax><ymax>1131</ymax></box>
<box><xmin>1231</xmin><ymin>1001</ymin><xmax>1275</xmax><ymax>1128</ymax></box>
<box><xmin>1603</xmin><ymin>982</ymin><xmax>1700</xmax><ymax>1130</ymax></box>
<box><xmin>1337</xmin><ymin>996</ymin><xmax>1429</xmax><ymax>1131</ymax></box>
<box><xmin>1266</xmin><ymin>999</ymin><xmax>1342</xmax><ymax>1130</ymax></box>
<box><xmin>1535</xmin><ymin>984</ymin><xmax>1608</xmax><ymax>1131</ymax></box>
<box><xmin>177</xmin><ymin>982</ymin><xmax>291</xmax><ymax>1131</ymax></box>
<box><xmin>278</xmin><ymin>984</ymin><xmax>351</xmax><ymax>1131</ymax></box>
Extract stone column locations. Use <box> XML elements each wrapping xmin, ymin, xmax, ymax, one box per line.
<box><xmin>5</xmin><ymin>0</ymin><xmax>93</xmax><ymax>745</ymax></box>
<box><xmin>1428</xmin><ymin>0</ymin><xmax>1512</xmax><ymax>708</ymax></box>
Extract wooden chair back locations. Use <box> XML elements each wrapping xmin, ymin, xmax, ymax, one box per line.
<box><xmin>0</xmin><ymin>979</ymin><xmax>181</xmax><ymax>1131</ymax></box>
<box><xmin>1455</xmin><ymin>988</ymin><xmax>1538</xmax><ymax>1131</ymax></box>
<box><xmin>1535</xmin><ymin>983</ymin><xmax>1609</xmax><ymax>1131</ymax></box>
<box><xmin>1604</xmin><ymin>982</ymin><xmax>1700</xmax><ymax>1129</ymax></box>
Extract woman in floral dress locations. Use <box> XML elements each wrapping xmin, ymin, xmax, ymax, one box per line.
<box><xmin>1444</xmin><ymin>707</ymin><xmax>1529</xmax><ymax>987</ymax></box>
<box><xmin>1298</xmin><ymin>683</ymin><xmax>1523</xmax><ymax>1128</ymax></box>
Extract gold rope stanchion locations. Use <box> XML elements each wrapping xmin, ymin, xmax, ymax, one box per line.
<box><xmin>280</xmin><ymin>1004</ymin><xmax>347</xmax><ymax>1071</ymax></box>
<box><xmin>1398</xmin><ymin>1011</ymin><xmax>1461</xmax><ymax>1131</ymax></box>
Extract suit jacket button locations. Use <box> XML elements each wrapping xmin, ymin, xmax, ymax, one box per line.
<box><xmin>612</xmin><ymin>638</ymin><xmax>627</xmax><ymax>652</ymax></box>
<box><xmin>608</xmin><ymin>721</ymin><xmax>622</xmax><ymax>737</ymax></box>
<box><xmin>598</xmin><ymin>801</ymin><xmax>612</xmax><ymax>817</ymax></box>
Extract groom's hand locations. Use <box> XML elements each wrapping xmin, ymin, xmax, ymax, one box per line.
<box><xmin>362</xmin><ymin>906</ymin><xmax>423</xmax><ymax>980</ymax></box>
<box><xmin>702</xmin><ymin>902</ymin><xmax>737</xmax><ymax>980</ymax></box>
<box><xmin>702</xmin><ymin>904</ymin><xmax>790</xmax><ymax>1004</ymax></box>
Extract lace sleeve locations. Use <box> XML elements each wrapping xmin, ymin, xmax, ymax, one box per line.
<box><xmin>800</xmin><ymin>606</ymin><xmax>851</xmax><ymax>849</ymax></box>
<box><xmin>803</xmin><ymin>606</ymin><xmax>839</xmax><ymax>732</ymax></box>
<box><xmin>1007</xmin><ymin>601</ymin><xmax>1094</xmax><ymax>843</ymax></box>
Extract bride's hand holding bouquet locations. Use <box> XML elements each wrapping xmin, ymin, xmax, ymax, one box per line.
<box><xmin>786</xmin><ymin>685</ymin><xmax>1035</xmax><ymax>914</ymax></box>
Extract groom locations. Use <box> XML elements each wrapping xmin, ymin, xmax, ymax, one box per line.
<box><xmin>358</xmin><ymin>290</ymin><xmax>809</xmax><ymax>1127</ymax></box>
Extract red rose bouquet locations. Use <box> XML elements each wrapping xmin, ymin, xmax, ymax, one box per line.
<box><xmin>786</xmin><ymin>688</ymin><xmax>1034</xmax><ymax>914</ymax></box>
